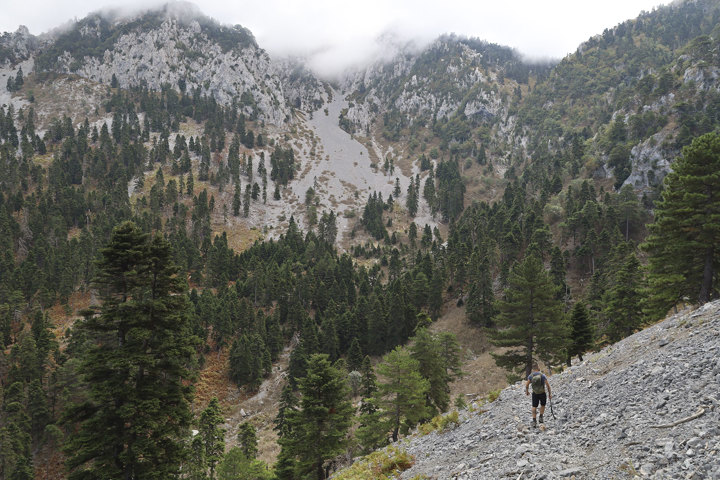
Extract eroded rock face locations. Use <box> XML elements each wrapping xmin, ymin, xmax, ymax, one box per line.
<box><xmin>340</xmin><ymin>38</ymin><xmax>510</xmax><ymax>132</ymax></box>
<box><xmin>626</xmin><ymin>134</ymin><xmax>671</xmax><ymax>191</ymax></box>
<box><xmin>52</xmin><ymin>17</ymin><xmax>289</xmax><ymax>124</ymax></box>
<box><xmin>0</xmin><ymin>26</ymin><xmax>39</xmax><ymax>65</ymax></box>
<box><xmin>382</xmin><ymin>300</ymin><xmax>720</xmax><ymax>480</ymax></box>
<box><xmin>41</xmin><ymin>8</ymin><xmax>328</xmax><ymax>126</ymax></box>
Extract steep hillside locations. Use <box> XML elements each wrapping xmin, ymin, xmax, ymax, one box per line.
<box><xmin>343</xmin><ymin>301</ymin><xmax>720</xmax><ymax>479</ymax></box>
<box><xmin>1</xmin><ymin>2</ymin><xmax>719</xmax><ymax>479</ymax></box>
<box><xmin>339</xmin><ymin>0</ymin><xmax>720</xmax><ymax>201</ymax></box>
<box><xmin>516</xmin><ymin>0</ymin><xmax>720</xmax><ymax>194</ymax></box>
<box><xmin>340</xmin><ymin>35</ymin><xmax>552</xmax><ymax>190</ymax></box>
<box><xmin>32</xmin><ymin>3</ymin><xmax>327</xmax><ymax>125</ymax></box>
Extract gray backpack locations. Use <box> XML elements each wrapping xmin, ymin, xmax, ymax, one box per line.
<box><xmin>530</xmin><ymin>372</ymin><xmax>545</xmax><ymax>394</ymax></box>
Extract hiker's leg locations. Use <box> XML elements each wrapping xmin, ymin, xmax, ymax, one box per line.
<box><xmin>539</xmin><ymin>405</ymin><xmax>545</xmax><ymax>416</ymax></box>
<box><xmin>531</xmin><ymin>406</ymin><xmax>537</xmax><ymax>419</ymax></box>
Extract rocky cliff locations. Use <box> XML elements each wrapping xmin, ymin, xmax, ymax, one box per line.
<box><xmin>0</xmin><ymin>26</ymin><xmax>38</xmax><ymax>65</ymax></box>
<box><xmin>383</xmin><ymin>301</ymin><xmax>720</xmax><ymax>479</ymax></box>
<box><xmin>32</xmin><ymin>3</ymin><xmax>327</xmax><ymax>125</ymax></box>
<box><xmin>340</xmin><ymin>35</ymin><xmax>548</xmax><ymax>143</ymax></box>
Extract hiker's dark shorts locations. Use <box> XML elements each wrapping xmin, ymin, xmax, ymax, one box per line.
<box><xmin>532</xmin><ymin>393</ymin><xmax>547</xmax><ymax>408</ymax></box>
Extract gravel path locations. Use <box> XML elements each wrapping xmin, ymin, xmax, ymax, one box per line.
<box><xmin>392</xmin><ymin>301</ymin><xmax>720</xmax><ymax>480</ymax></box>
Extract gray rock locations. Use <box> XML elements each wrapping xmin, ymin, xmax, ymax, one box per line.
<box><xmin>558</xmin><ymin>467</ymin><xmax>584</xmax><ymax>477</ymax></box>
<box><xmin>378</xmin><ymin>301</ymin><xmax>720</xmax><ymax>480</ymax></box>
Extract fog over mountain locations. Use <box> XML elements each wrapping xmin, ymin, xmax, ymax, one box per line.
<box><xmin>2</xmin><ymin>0</ymin><xmax>669</xmax><ymax>78</ymax></box>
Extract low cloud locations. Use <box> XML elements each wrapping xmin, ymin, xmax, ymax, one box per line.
<box><xmin>2</xmin><ymin>0</ymin><xmax>667</xmax><ymax>78</ymax></box>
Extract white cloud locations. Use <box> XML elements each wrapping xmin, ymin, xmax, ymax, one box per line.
<box><xmin>0</xmin><ymin>0</ymin><xmax>668</xmax><ymax>76</ymax></box>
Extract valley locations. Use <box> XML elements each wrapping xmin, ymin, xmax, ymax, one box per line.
<box><xmin>1</xmin><ymin>1</ymin><xmax>719</xmax><ymax>479</ymax></box>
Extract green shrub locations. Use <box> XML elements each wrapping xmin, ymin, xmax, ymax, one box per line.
<box><xmin>333</xmin><ymin>446</ymin><xmax>415</xmax><ymax>480</ymax></box>
<box><xmin>419</xmin><ymin>410</ymin><xmax>460</xmax><ymax>436</ymax></box>
<box><xmin>487</xmin><ymin>389</ymin><xmax>501</xmax><ymax>403</ymax></box>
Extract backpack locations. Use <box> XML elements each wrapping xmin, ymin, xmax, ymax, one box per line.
<box><xmin>530</xmin><ymin>372</ymin><xmax>545</xmax><ymax>394</ymax></box>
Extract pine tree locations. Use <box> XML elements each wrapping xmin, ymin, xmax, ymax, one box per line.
<box><xmin>279</xmin><ymin>354</ymin><xmax>353</xmax><ymax>480</ymax></box>
<box><xmin>568</xmin><ymin>301</ymin><xmax>593</xmax><ymax>363</ymax></box>
<box><xmin>216</xmin><ymin>447</ymin><xmax>272</xmax><ymax>480</ymax></box>
<box><xmin>236</xmin><ymin>422</ymin><xmax>258</xmax><ymax>459</ymax></box>
<box><xmin>488</xmin><ymin>254</ymin><xmax>567</xmax><ymax>379</ymax></box>
<box><xmin>233</xmin><ymin>183</ymin><xmax>241</xmax><ymax>216</ymax></box>
<box><xmin>199</xmin><ymin>397</ymin><xmax>225</xmax><ymax>480</ymax></box>
<box><xmin>273</xmin><ymin>384</ymin><xmax>297</xmax><ymax>438</ymax></box>
<box><xmin>64</xmin><ymin>221</ymin><xmax>197</xmax><ymax>480</ymax></box>
<box><xmin>406</xmin><ymin>177</ymin><xmax>418</xmax><ymax>217</ymax></box>
<box><xmin>603</xmin><ymin>254</ymin><xmax>644</xmax><ymax>342</ymax></box>
<box><xmin>466</xmin><ymin>251</ymin><xmax>495</xmax><ymax>327</ymax></box>
<box><xmin>410</xmin><ymin>329</ymin><xmax>449</xmax><ymax>416</ymax></box>
<box><xmin>374</xmin><ymin>346</ymin><xmax>428</xmax><ymax>442</ymax></box>
<box><xmin>643</xmin><ymin>132</ymin><xmax>720</xmax><ymax>316</ymax></box>
<box><xmin>346</xmin><ymin>337</ymin><xmax>363</xmax><ymax>372</ymax></box>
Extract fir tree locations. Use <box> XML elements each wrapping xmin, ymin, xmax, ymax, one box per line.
<box><xmin>279</xmin><ymin>354</ymin><xmax>353</xmax><ymax>480</ymax></box>
<box><xmin>466</xmin><ymin>251</ymin><xmax>495</xmax><ymax>327</ymax></box>
<box><xmin>354</xmin><ymin>401</ymin><xmax>389</xmax><ymax>454</ymax></box>
<box><xmin>64</xmin><ymin>221</ymin><xmax>198</xmax><ymax>480</ymax></box>
<box><xmin>359</xmin><ymin>355</ymin><xmax>377</xmax><ymax>403</ymax></box>
<box><xmin>406</xmin><ymin>177</ymin><xmax>418</xmax><ymax>217</ymax></box>
<box><xmin>346</xmin><ymin>337</ymin><xmax>363</xmax><ymax>372</ymax></box>
<box><xmin>488</xmin><ymin>254</ymin><xmax>567</xmax><ymax>379</ymax></box>
<box><xmin>410</xmin><ymin>329</ymin><xmax>450</xmax><ymax>416</ymax></box>
<box><xmin>428</xmin><ymin>270</ymin><xmax>444</xmax><ymax>320</ymax></box>
<box><xmin>568</xmin><ymin>301</ymin><xmax>593</xmax><ymax>363</ymax></box>
<box><xmin>233</xmin><ymin>183</ymin><xmax>241</xmax><ymax>216</ymax></box>
<box><xmin>216</xmin><ymin>448</ymin><xmax>272</xmax><ymax>480</ymax></box>
<box><xmin>603</xmin><ymin>254</ymin><xmax>644</xmax><ymax>342</ymax></box>
<box><xmin>236</xmin><ymin>422</ymin><xmax>258</xmax><ymax>459</ymax></box>
<box><xmin>643</xmin><ymin>131</ymin><xmax>720</xmax><ymax>316</ymax></box>
<box><xmin>374</xmin><ymin>347</ymin><xmax>428</xmax><ymax>442</ymax></box>
<box><xmin>320</xmin><ymin>317</ymin><xmax>339</xmax><ymax>361</ymax></box>
<box><xmin>199</xmin><ymin>397</ymin><xmax>226</xmax><ymax>480</ymax></box>
<box><xmin>273</xmin><ymin>384</ymin><xmax>297</xmax><ymax>438</ymax></box>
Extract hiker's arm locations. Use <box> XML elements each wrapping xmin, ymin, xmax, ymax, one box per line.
<box><xmin>545</xmin><ymin>379</ymin><xmax>552</xmax><ymax>399</ymax></box>
<box><xmin>524</xmin><ymin>379</ymin><xmax>530</xmax><ymax>395</ymax></box>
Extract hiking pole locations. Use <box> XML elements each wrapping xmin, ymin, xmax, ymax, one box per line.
<box><xmin>549</xmin><ymin>395</ymin><xmax>556</xmax><ymax>420</ymax></box>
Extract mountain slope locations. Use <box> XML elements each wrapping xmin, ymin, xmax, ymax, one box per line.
<box><xmin>376</xmin><ymin>301</ymin><xmax>720</xmax><ymax>479</ymax></box>
<box><xmin>33</xmin><ymin>3</ymin><xmax>327</xmax><ymax>125</ymax></box>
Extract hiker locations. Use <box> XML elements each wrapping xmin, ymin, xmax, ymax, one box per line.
<box><xmin>525</xmin><ymin>362</ymin><xmax>551</xmax><ymax>427</ymax></box>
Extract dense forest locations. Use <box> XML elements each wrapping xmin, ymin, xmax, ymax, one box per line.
<box><xmin>1</xmin><ymin>1</ymin><xmax>720</xmax><ymax>479</ymax></box>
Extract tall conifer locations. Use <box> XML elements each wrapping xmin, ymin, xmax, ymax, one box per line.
<box><xmin>64</xmin><ymin>221</ymin><xmax>197</xmax><ymax>480</ymax></box>
<box><xmin>643</xmin><ymin>131</ymin><xmax>720</xmax><ymax>316</ymax></box>
<box><xmin>488</xmin><ymin>254</ymin><xmax>567</xmax><ymax>378</ymax></box>
<box><xmin>279</xmin><ymin>354</ymin><xmax>353</xmax><ymax>480</ymax></box>
<box><xmin>568</xmin><ymin>301</ymin><xmax>593</xmax><ymax>363</ymax></box>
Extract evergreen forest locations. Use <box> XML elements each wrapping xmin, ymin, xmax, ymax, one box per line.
<box><xmin>0</xmin><ymin>1</ymin><xmax>719</xmax><ymax>479</ymax></box>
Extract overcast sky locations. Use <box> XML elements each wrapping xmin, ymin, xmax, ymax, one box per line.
<box><xmin>1</xmin><ymin>0</ymin><xmax>669</xmax><ymax>77</ymax></box>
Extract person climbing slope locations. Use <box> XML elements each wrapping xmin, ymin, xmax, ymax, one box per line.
<box><xmin>525</xmin><ymin>361</ymin><xmax>551</xmax><ymax>427</ymax></box>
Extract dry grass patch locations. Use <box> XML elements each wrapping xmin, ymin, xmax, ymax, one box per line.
<box><xmin>218</xmin><ymin>224</ymin><xmax>263</xmax><ymax>253</ymax></box>
<box><xmin>430</xmin><ymin>301</ymin><xmax>508</xmax><ymax>401</ymax></box>
<box><xmin>32</xmin><ymin>153</ymin><xmax>54</xmax><ymax>168</ymax></box>
<box><xmin>48</xmin><ymin>290</ymin><xmax>93</xmax><ymax>342</ymax></box>
<box><xmin>193</xmin><ymin>347</ymin><xmax>233</xmax><ymax>410</ymax></box>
